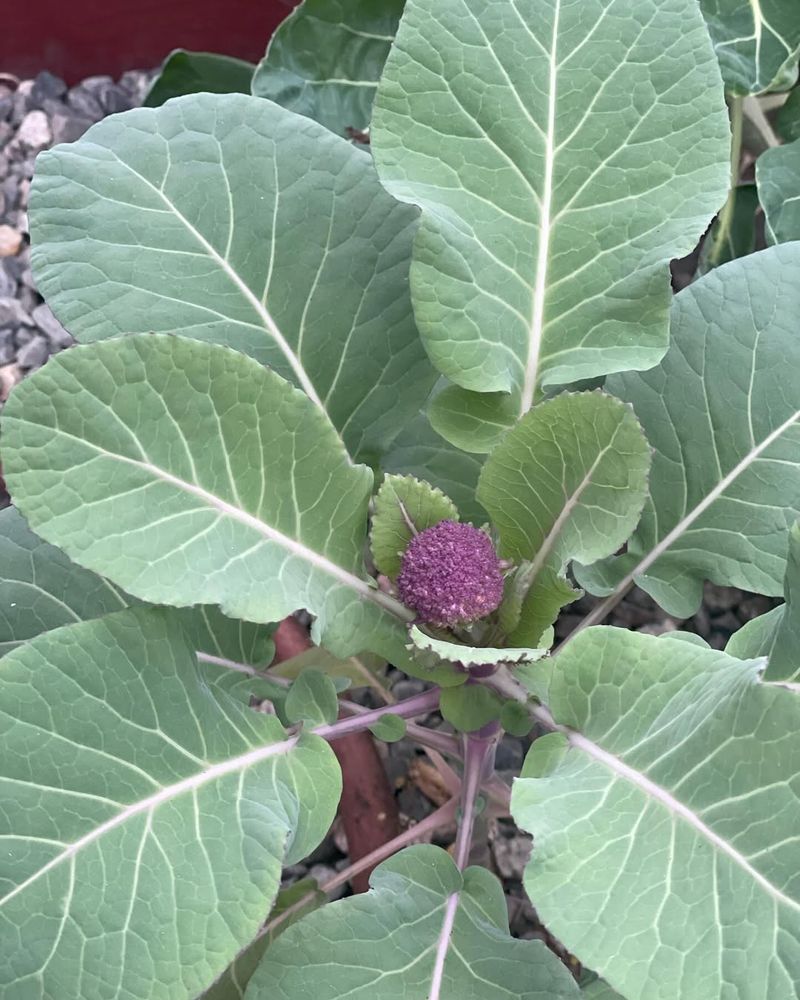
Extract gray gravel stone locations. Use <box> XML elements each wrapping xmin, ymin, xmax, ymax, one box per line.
<box><xmin>490</xmin><ymin>822</ymin><xmax>532</xmax><ymax>880</ymax></box>
<box><xmin>0</xmin><ymin>67</ymin><xmax>149</xmax><ymax>374</ymax></box>
<box><xmin>307</xmin><ymin>864</ymin><xmax>346</xmax><ymax>900</ymax></box>
<box><xmin>30</xmin><ymin>71</ymin><xmax>67</xmax><ymax>106</ymax></box>
<box><xmin>0</xmin><ymin>297</ymin><xmax>32</xmax><ymax>326</ymax></box>
<box><xmin>15</xmin><ymin>110</ymin><xmax>51</xmax><ymax>152</ymax></box>
<box><xmin>0</xmin><ymin>333</ymin><xmax>15</xmax><ymax>364</ymax></box>
<box><xmin>66</xmin><ymin>83</ymin><xmax>105</xmax><ymax>121</ymax></box>
<box><xmin>0</xmin><ymin>263</ymin><xmax>15</xmax><ymax>297</ymax></box>
<box><xmin>16</xmin><ymin>333</ymin><xmax>49</xmax><ymax>369</ymax></box>
<box><xmin>50</xmin><ymin>112</ymin><xmax>93</xmax><ymax>145</ymax></box>
<box><xmin>32</xmin><ymin>302</ymin><xmax>72</xmax><ymax>347</ymax></box>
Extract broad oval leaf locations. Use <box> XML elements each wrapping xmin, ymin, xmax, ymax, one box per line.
<box><xmin>0</xmin><ymin>606</ymin><xmax>341</xmax><ymax>1000</ymax></box>
<box><xmin>246</xmin><ymin>844</ymin><xmax>579</xmax><ymax>1000</ymax></box>
<box><xmin>477</xmin><ymin>392</ymin><xmax>649</xmax><ymax>642</ymax></box>
<box><xmin>369</xmin><ymin>713</ymin><xmax>407</xmax><ymax>742</ymax></box>
<box><xmin>756</xmin><ymin>137</ymin><xmax>800</xmax><ymax>244</ymax></box>
<box><xmin>478</xmin><ymin>392</ymin><xmax>650</xmax><ymax>566</ymax></box>
<box><xmin>439</xmin><ymin>684</ymin><xmax>503</xmax><ymax>731</ymax></box>
<box><xmin>0</xmin><ymin>504</ymin><xmax>128</xmax><ymax>655</ymax></box>
<box><xmin>428</xmin><ymin>385</ymin><xmax>518</xmax><ymax>455</ymax></box>
<box><xmin>1</xmin><ymin>335</ymin><xmax>420</xmax><ymax>670</ymax></box>
<box><xmin>144</xmin><ymin>50</ymin><xmax>256</xmax><ymax>107</ymax></box>
<box><xmin>372</xmin><ymin>0</ymin><xmax>730</xmax><ymax>433</ymax></box>
<box><xmin>28</xmin><ymin>92</ymin><xmax>434</xmax><ymax>462</ymax></box>
<box><xmin>580</xmin><ymin>980</ymin><xmax>625</xmax><ymax>1000</ymax></box>
<box><xmin>513</xmin><ymin>627</ymin><xmax>800</xmax><ymax>1000</ymax></box>
<box><xmin>700</xmin><ymin>0</ymin><xmax>800</xmax><ymax>95</ymax></box>
<box><xmin>381</xmin><ymin>411</ymin><xmax>488</xmax><ymax>526</ymax></box>
<box><xmin>252</xmin><ymin>0</ymin><xmax>404</xmax><ymax>135</ymax></box>
<box><xmin>285</xmin><ymin>669</ymin><xmax>340</xmax><ymax>726</ymax></box>
<box><xmin>577</xmin><ymin>244</ymin><xmax>800</xmax><ymax>617</ymax></box>
<box><xmin>202</xmin><ymin>878</ymin><xmax>327</xmax><ymax>1000</ymax></box>
<box><xmin>0</xmin><ymin>505</ymin><xmax>276</xmax><ymax>668</ymax></box>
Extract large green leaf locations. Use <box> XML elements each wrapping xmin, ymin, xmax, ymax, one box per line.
<box><xmin>252</xmin><ymin>0</ymin><xmax>403</xmax><ymax>136</ymax></box>
<box><xmin>144</xmin><ymin>50</ymin><xmax>255</xmax><ymax>107</ymax></box>
<box><xmin>203</xmin><ymin>879</ymin><xmax>326</xmax><ymax>1000</ymax></box>
<box><xmin>371</xmin><ymin>0</ymin><xmax>730</xmax><ymax>439</ymax></box>
<box><xmin>0</xmin><ymin>505</ymin><xmax>128</xmax><ymax>655</ymax></box>
<box><xmin>727</xmin><ymin>522</ymin><xmax>800</xmax><ymax>682</ymax></box>
<box><xmin>381</xmin><ymin>412</ymin><xmax>488</xmax><ymax>526</ymax></box>
<box><xmin>578</xmin><ymin>244</ymin><xmax>800</xmax><ymax>617</ymax></box>
<box><xmin>477</xmin><ymin>392</ymin><xmax>649</xmax><ymax>642</ymax></box>
<box><xmin>757</xmin><ymin>138</ymin><xmax>800</xmax><ymax>243</ymax></box>
<box><xmin>1</xmin><ymin>335</ymin><xmax>420</xmax><ymax>671</ymax></box>
<box><xmin>28</xmin><ymin>92</ymin><xmax>434</xmax><ymax>462</ymax></box>
<box><xmin>513</xmin><ymin>627</ymin><xmax>800</xmax><ymax>1000</ymax></box>
<box><xmin>700</xmin><ymin>0</ymin><xmax>800</xmax><ymax>95</ymax></box>
<box><xmin>0</xmin><ymin>505</ymin><xmax>276</xmax><ymax>667</ymax></box>
<box><xmin>478</xmin><ymin>393</ymin><xmax>650</xmax><ymax>566</ymax></box>
<box><xmin>246</xmin><ymin>844</ymin><xmax>579</xmax><ymax>999</ymax></box>
<box><xmin>428</xmin><ymin>385</ymin><xmax>519</xmax><ymax>455</ymax></box>
<box><xmin>580</xmin><ymin>980</ymin><xmax>625</xmax><ymax>1000</ymax></box>
<box><xmin>0</xmin><ymin>606</ymin><xmax>340</xmax><ymax>1000</ymax></box>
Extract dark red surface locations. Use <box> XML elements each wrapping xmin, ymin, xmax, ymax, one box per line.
<box><xmin>2</xmin><ymin>1</ymin><xmax>299</xmax><ymax>83</ymax></box>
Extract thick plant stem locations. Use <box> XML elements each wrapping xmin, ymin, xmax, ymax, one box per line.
<box><xmin>742</xmin><ymin>95</ymin><xmax>780</xmax><ymax>149</ymax></box>
<box><xmin>428</xmin><ymin>722</ymin><xmax>501</xmax><ymax>1000</ymax></box>
<box><xmin>454</xmin><ymin>721</ymin><xmax>501</xmax><ymax>869</ymax></box>
<box><xmin>337</xmin><ymin>698</ymin><xmax>461</xmax><ymax>757</ymax></box>
<box><xmin>259</xmin><ymin>797</ymin><xmax>459</xmax><ymax>940</ymax></box>
<box><xmin>313</xmin><ymin>687</ymin><xmax>440</xmax><ymax>742</ymax></box>
<box><xmin>708</xmin><ymin>96</ymin><xmax>744</xmax><ymax>269</ymax></box>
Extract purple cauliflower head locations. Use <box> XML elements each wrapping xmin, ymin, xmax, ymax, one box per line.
<box><xmin>397</xmin><ymin>520</ymin><xmax>504</xmax><ymax>628</ymax></box>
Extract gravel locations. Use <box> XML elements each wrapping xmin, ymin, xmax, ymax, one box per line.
<box><xmin>0</xmin><ymin>67</ymin><xmax>152</xmax><ymax>377</ymax></box>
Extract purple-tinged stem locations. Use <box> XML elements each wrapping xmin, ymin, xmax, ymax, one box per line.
<box><xmin>313</xmin><ymin>687</ymin><xmax>440</xmax><ymax>742</ymax></box>
<box><xmin>429</xmin><ymin>721</ymin><xmax>501</xmax><ymax>1000</ymax></box>
<box><xmin>337</xmin><ymin>699</ymin><xmax>461</xmax><ymax>757</ymax></box>
<box><xmin>453</xmin><ymin>720</ymin><xmax>501</xmax><ymax>869</ymax></box>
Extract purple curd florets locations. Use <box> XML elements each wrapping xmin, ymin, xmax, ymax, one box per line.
<box><xmin>396</xmin><ymin>520</ymin><xmax>504</xmax><ymax>628</ymax></box>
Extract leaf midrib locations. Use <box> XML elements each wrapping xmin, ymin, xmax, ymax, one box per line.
<box><xmin>532</xmin><ymin>703</ymin><xmax>800</xmax><ymax>913</ymax></box>
<box><xmin>103</xmin><ymin>148</ymin><xmax>324</xmax><ymax>411</ymax></box>
<box><xmin>0</xmin><ymin>732</ymin><xmax>301</xmax><ymax>909</ymax></box>
<box><xmin>519</xmin><ymin>0</ymin><xmax>561</xmax><ymax>414</ymax></box>
<box><xmin>8</xmin><ymin>415</ymin><xmax>411</xmax><ymax>623</ymax></box>
<box><xmin>578</xmin><ymin>405</ymin><xmax>800</xmax><ymax>631</ymax></box>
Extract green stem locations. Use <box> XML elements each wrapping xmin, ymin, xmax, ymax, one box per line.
<box><xmin>708</xmin><ymin>96</ymin><xmax>744</xmax><ymax>268</ymax></box>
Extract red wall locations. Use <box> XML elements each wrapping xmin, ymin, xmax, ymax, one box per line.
<box><xmin>2</xmin><ymin>1</ymin><xmax>299</xmax><ymax>83</ymax></box>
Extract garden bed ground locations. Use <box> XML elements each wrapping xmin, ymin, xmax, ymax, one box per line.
<box><xmin>0</xmin><ymin>67</ymin><xmax>780</xmax><ymax>944</ymax></box>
